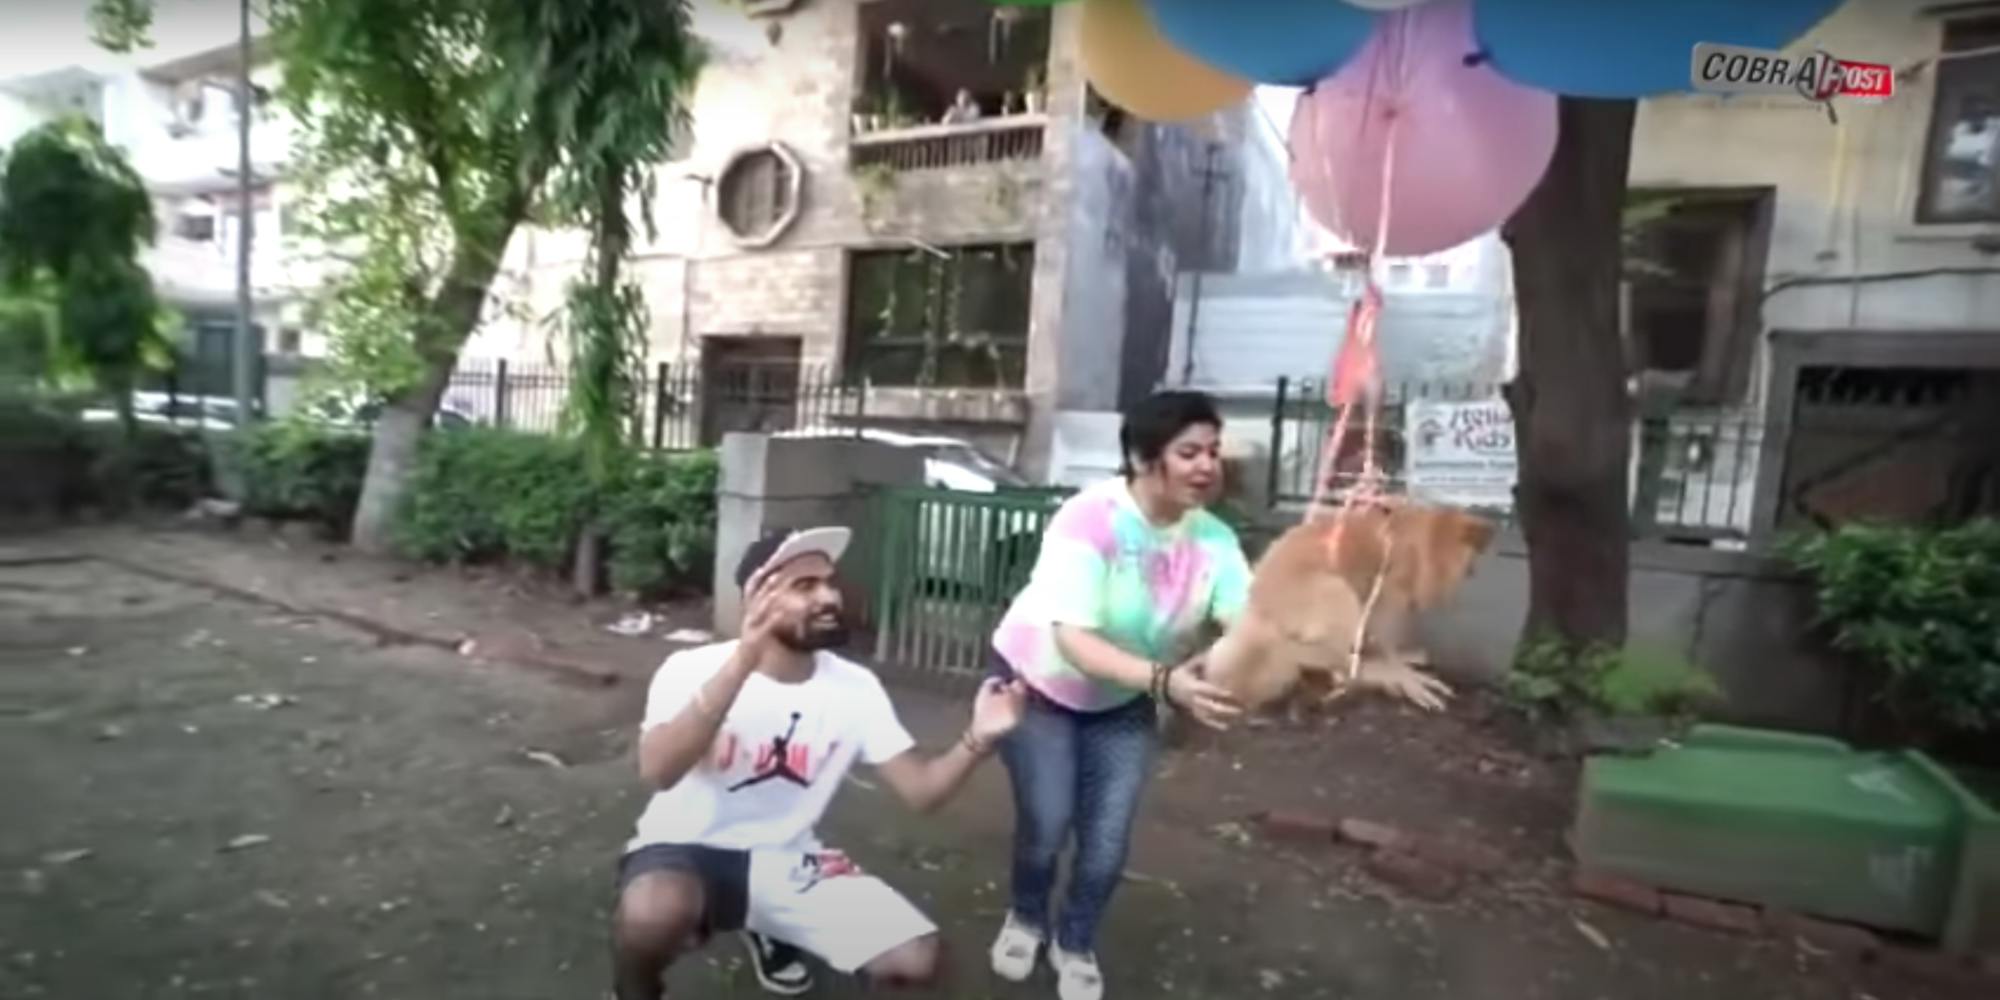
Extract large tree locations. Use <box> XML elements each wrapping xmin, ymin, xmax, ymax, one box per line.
<box><xmin>1500</xmin><ymin>97</ymin><xmax>1641</xmax><ymax>653</ymax></box>
<box><xmin>89</xmin><ymin>0</ymin><xmax>704</xmax><ymax>554</ymax></box>
<box><xmin>533</xmin><ymin>0</ymin><xmax>702</xmax><ymax>593</ymax></box>
<box><xmin>0</xmin><ymin>118</ymin><xmax>173</xmax><ymax>435</ymax></box>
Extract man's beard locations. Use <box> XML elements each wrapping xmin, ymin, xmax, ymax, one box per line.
<box><xmin>778</xmin><ymin>613</ymin><xmax>848</xmax><ymax>652</ymax></box>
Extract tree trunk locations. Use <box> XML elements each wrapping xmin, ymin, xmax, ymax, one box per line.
<box><xmin>348</xmin><ymin>359</ymin><xmax>452</xmax><ymax>554</ymax></box>
<box><xmin>348</xmin><ymin>224</ymin><xmax>527</xmax><ymax>553</ymax></box>
<box><xmin>1500</xmin><ymin>98</ymin><xmax>1639</xmax><ymax>654</ymax></box>
<box><xmin>570</xmin><ymin>169</ymin><xmax>633</xmax><ymax>598</ymax></box>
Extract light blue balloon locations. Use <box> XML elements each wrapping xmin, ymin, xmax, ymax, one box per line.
<box><xmin>1474</xmin><ymin>0</ymin><xmax>1848</xmax><ymax>98</ymax></box>
<box><xmin>1145</xmin><ymin>0</ymin><xmax>1381</xmax><ymax>87</ymax></box>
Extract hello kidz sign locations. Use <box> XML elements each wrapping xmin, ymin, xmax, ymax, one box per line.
<box><xmin>1404</xmin><ymin>398</ymin><xmax>1517</xmax><ymax>511</ymax></box>
<box><xmin>1690</xmin><ymin>41</ymin><xmax>1895</xmax><ymax>104</ymax></box>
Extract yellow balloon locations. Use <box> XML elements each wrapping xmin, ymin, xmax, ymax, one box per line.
<box><xmin>1080</xmin><ymin>0</ymin><xmax>1253</xmax><ymax>122</ymax></box>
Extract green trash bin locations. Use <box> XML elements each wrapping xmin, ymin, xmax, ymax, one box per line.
<box><xmin>1575</xmin><ymin>724</ymin><xmax>1962</xmax><ymax>936</ymax></box>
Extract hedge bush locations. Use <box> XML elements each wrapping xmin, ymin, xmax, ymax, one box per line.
<box><xmin>1784</xmin><ymin>520</ymin><xmax>2000</xmax><ymax>739</ymax></box>
<box><xmin>0</xmin><ymin>394</ymin><xmax>210</xmax><ymax>515</ymax></box>
<box><xmin>395</xmin><ymin>428</ymin><xmax>717</xmax><ymax>595</ymax></box>
<box><xmin>396</xmin><ymin>428</ymin><xmax>595</xmax><ymax>570</ymax></box>
<box><xmin>231</xmin><ymin>420</ymin><xmax>371</xmax><ymax>535</ymax></box>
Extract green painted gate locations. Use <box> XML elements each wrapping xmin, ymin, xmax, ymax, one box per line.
<box><xmin>870</xmin><ymin>486</ymin><xmax>1069</xmax><ymax>683</ymax></box>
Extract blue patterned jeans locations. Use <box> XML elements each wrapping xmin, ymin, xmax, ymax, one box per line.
<box><xmin>990</xmin><ymin>653</ymin><xmax>1159</xmax><ymax>954</ymax></box>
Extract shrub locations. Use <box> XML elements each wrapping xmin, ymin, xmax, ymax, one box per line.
<box><xmin>603</xmin><ymin>449</ymin><xmax>719</xmax><ymax>596</ymax></box>
<box><xmin>0</xmin><ymin>394</ymin><xmax>95</xmax><ymax>514</ymax></box>
<box><xmin>1507</xmin><ymin>637</ymin><xmax>1723</xmax><ymax>723</ymax></box>
<box><xmin>0</xmin><ymin>393</ymin><xmax>210</xmax><ymax>515</ymax></box>
<box><xmin>232</xmin><ymin>420</ymin><xmax>371</xmax><ymax>534</ymax></box>
<box><xmin>393</xmin><ymin>428</ymin><xmax>718</xmax><ymax>596</ymax></box>
<box><xmin>1783</xmin><ymin>520</ymin><xmax>2000</xmax><ymax>737</ymax></box>
<box><xmin>396</xmin><ymin>428</ymin><xmax>591</xmax><ymax>569</ymax></box>
<box><xmin>88</xmin><ymin>422</ymin><xmax>210</xmax><ymax>510</ymax></box>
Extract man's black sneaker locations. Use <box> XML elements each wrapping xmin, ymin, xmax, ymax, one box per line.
<box><xmin>741</xmin><ymin>930</ymin><xmax>813</xmax><ymax>996</ymax></box>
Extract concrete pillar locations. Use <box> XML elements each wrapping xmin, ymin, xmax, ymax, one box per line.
<box><xmin>712</xmin><ymin>432</ymin><xmax>926</xmax><ymax>636</ymax></box>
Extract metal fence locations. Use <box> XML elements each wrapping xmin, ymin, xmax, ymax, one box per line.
<box><xmin>1263</xmin><ymin>375</ymin><xmax>1996</xmax><ymax>546</ymax></box>
<box><xmin>439</xmin><ymin>359</ymin><xmax>865</xmax><ymax>450</ymax></box>
<box><xmin>1265</xmin><ymin>376</ymin><xmax>1505</xmax><ymax>507</ymax></box>
<box><xmin>869</xmin><ymin>485</ymin><xmax>1067</xmax><ymax>685</ymax></box>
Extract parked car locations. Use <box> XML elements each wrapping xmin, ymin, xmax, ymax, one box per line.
<box><xmin>775</xmin><ymin>426</ymin><xmax>1049</xmax><ymax>598</ymax></box>
<box><xmin>80</xmin><ymin>392</ymin><xmax>240</xmax><ymax>433</ymax></box>
<box><xmin>299</xmin><ymin>393</ymin><xmax>478</xmax><ymax>433</ymax></box>
<box><xmin>774</xmin><ymin>426</ymin><xmax>1029</xmax><ymax>493</ymax></box>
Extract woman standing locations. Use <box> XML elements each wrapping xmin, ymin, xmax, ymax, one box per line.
<box><xmin>985</xmin><ymin>390</ymin><xmax>1249</xmax><ymax>1000</ymax></box>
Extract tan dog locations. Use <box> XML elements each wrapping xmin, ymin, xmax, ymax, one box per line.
<box><xmin>1204</xmin><ymin>501</ymin><xmax>1497</xmax><ymax>715</ymax></box>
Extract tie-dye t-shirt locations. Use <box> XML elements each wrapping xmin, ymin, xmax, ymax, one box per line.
<box><xmin>991</xmin><ymin>477</ymin><xmax>1253</xmax><ymax>713</ymax></box>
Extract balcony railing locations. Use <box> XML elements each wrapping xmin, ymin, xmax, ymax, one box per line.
<box><xmin>850</xmin><ymin>115</ymin><xmax>1046</xmax><ymax>172</ymax></box>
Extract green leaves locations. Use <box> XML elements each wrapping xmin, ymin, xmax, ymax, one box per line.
<box><xmin>1506</xmin><ymin>637</ymin><xmax>1724</xmax><ymax>724</ymax></box>
<box><xmin>392</xmin><ymin>428</ymin><xmax>716</xmax><ymax>596</ymax></box>
<box><xmin>87</xmin><ymin>0</ymin><xmax>155</xmax><ymax>53</ymax></box>
<box><xmin>0</xmin><ymin>119</ymin><xmax>171</xmax><ymax>427</ymax></box>
<box><xmin>0</xmin><ymin>119</ymin><xmax>156</xmax><ymax>285</ymax></box>
<box><xmin>1783</xmin><ymin>520</ymin><xmax>2000</xmax><ymax>736</ymax></box>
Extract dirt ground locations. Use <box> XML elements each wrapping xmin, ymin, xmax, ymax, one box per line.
<box><xmin>0</xmin><ymin>526</ymin><xmax>1977</xmax><ymax>1000</ymax></box>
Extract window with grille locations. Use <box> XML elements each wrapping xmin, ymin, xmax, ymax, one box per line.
<box><xmin>1917</xmin><ymin>15</ymin><xmax>2000</xmax><ymax>224</ymax></box>
<box><xmin>844</xmin><ymin>243</ymin><xmax>1033</xmax><ymax>388</ymax></box>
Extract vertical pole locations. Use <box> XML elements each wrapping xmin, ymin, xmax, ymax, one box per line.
<box><xmin>1178</xmin><ymin>142</ymin><xmax>1223</xmax><ymax>387</ymax></box>
<box><xmin>652</xmin><ymin>361</ymin><xmax>668</xmax><ymax>449</ymax></box>
<box><xmin>230</xmin><ymin>0</ymin><xmax>255</xmax><ymax>431</ymax></box>
<box><xmin>494</xmin><ymin>358</ymin><xmax>509</xmax><ymax>429</ymax></box>
<box><xmin>1268</xmin><ymin>375</ymin><xmax>1287</xmax><ymax>505</ymax></box>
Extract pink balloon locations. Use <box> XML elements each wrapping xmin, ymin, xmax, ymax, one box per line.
<box><xmin>1289</xmin><ymin>0</ymin><xmax>1557</xmax><ymax>256</ymax></box>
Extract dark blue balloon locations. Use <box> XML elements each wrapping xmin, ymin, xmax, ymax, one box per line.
<box><xmin>1145</xmin><ymin>0</ymin><xmax>1381</xmax><ymax>87</ymax></box>
<box><xmin>1474</xmin><ymin>0</ymin><xmax>1847</xmax><ymax>98</ymax></box>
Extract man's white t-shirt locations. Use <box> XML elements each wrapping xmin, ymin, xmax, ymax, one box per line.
<box><xmin>625</xmin><ymin>642</ymin><xmax>916</xmax><ymax>854</ymax></box>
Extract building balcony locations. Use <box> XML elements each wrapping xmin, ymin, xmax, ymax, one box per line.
<box><xmin>144</xmin><ymin>238</ymin><xmax>316</xmax><ymax>306</ymax></box>
<box><xmin>850</xmin><ymin>114</ymin><xmax>1046</xmax><ymax>173</ymax></box>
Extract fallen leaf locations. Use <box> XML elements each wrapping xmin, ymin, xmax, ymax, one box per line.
<box><xmin>492</xmin><ymin>805</ymin><xmax>515</xmax><ymax>828</ymax></box>
<box><xmin>221</xmin><ymin>834</ymin><xmax>272</xmax><ymax>853</ymax></box>
<box><xmin>1572</xmin><ymin>917</ymin><xmax>1612</xmax><ymax>951</ymax></box>
<box><xmin>41</xmin><ymin>849</ymin><xmax>92</xmax><ymax>866</ymax></box>
<box><xmin>255</xmin><ymin>890</ymin><xmax>291</xmax><ymax>910</ymax></box>
<box><xmin>521</xmin><ymin>748</ymin><xmax>568</xmax><ymax>769</ymax></box>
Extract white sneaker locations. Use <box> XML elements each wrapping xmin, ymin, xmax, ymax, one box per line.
<box><xmin>988</xmin><ymin>911</ymin><xmax>1043</xmax><ymax>982</ymax></box>
<box><xmin>1049</xmin><ymin>943</ymin><xmax>1105</xmax><ymax>1000</ymax></box>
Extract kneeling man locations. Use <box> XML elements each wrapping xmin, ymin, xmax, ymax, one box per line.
<box><xmin>612</xmin><ymin>527</ymin><xmax>1025</xmax><ymax>999</ymax></box>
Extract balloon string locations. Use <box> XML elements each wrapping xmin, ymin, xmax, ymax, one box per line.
<box><xmin>1302</xmin><ymin>8</ymin><xmax>1410</xmax><ymax>687</ymax></box>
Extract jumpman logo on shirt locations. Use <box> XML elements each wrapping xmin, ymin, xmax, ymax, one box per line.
<box><xmin>728</xmin><ymin>712</ymin><xmax>810</xmax><ymax>791</ymax></box>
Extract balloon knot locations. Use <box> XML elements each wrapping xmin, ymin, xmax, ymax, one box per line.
<box><xmin>1462</xmin><ymin>48</ymin><xmax>1490</xmax><ymax>68</ymax></box>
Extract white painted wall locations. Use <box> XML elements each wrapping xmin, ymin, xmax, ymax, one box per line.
<box><xmin>1165</xmin><ymin>269</ymin><xmax>1513</xmax><ymax>392</ymax></box>
<box><xmin>1631</xmin><ymin>0</ymin><xmax>2000</xmax><ymax>406</ymax></box>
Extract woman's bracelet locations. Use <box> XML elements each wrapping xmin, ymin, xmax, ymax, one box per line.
<box><xmin>1150</xmin><ymin>661</ymin><xmax>1179</xmax><ymax>708</ymax></box>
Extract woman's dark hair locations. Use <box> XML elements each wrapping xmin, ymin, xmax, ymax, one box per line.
<box><xmin>1118</xmin><ymin>390</ymin><xmax>1222</xmax><ymax>479</ymax></box>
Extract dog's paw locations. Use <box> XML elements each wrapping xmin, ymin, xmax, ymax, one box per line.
<box><xmin>1356</xmin><ymin>657</ymin><xmax>1452</xmax><ymax>712</ymax></box>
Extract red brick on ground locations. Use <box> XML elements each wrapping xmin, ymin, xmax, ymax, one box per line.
<box><xmin>1570</xmin><ymin>869</ymin><xmax>1662</xmax><ymax>915</ymax></box>
<box><xmin>1662</xmin><ymin>893</ymin><xmax>1761</xmax><ymax>935</ymax></box>
<box><xmin>1409</xmin><ymin>834</ymin><xmax>1509</xmax><ymax>876</ymax></box>
<box><xmin>1364</xmin><ymin>848</ymin><xmax>1461</xmax><ymax>902</ymax></box>
<box><xmin>1257</xmin><ymin>810</ymin><xmax>1340</xmax><ymax>844</ymax></box>
<box><xmin>1337</xmin><ymin>817</ymin><xmax>1410</xmax><ymax>852</ymax></box>
<box><xmin>1761</xmin><ymin>909</ymin><xmax>1881</xmax><ymax>959</ymax></box>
